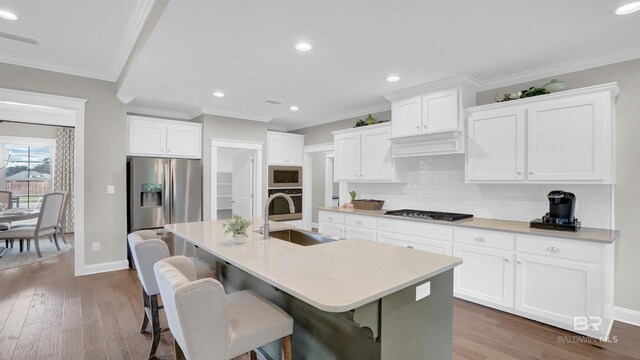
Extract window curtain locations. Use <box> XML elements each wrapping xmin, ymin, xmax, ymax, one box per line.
<box><xmin>54</xmin><ymin>127</ymin><xmax>74</xmax><ymax>232</ymax></box>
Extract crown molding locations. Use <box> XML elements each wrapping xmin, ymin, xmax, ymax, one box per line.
<box><xmin>200</xmin><ymin>106</ymin><xmax>273</xmax><ymax>123</ymax></box>
<box><xmin>0</xmin><ymin>0</ymin><xmax>154</xmax><ymax>82</ymax></box>
<box><xmin>0</xmin><ymin>87</ymin><xmax>87</xmax><ymax>110</ymax></box>
<box><xmin>384</xmin><ymin>74</ymin><xmax>481</xmax><ymax>102</ymax></box>
<box><xmin>110</xmin><ymin>0</ymin><xmax>156</xmax><ymax>81</ymax></box>
<box><xmin>117</xmin><ymin>94</ymin><xmax>135</xmax><ymax>104</ymax></box>
<box><xmin>477</xmin><ymin>45</ymin><xmax>640</xmax><ymax>91</ymax></box>
<box><xmin>126</xmin><ymin>105</ymin><xmax>192</xmax><ymax>120</ymax></box>
<box><xmin>285</xmin><ymin>102</ymin><xmax>391</xmax><ymax>131</ymax></box>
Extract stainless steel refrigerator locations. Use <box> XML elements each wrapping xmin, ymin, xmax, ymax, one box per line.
<box><xmin>127</xmin><ymin>157</ymin><xmax>202</xmax><ymax>264</ymax></box>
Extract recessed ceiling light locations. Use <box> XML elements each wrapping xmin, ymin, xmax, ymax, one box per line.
<box><xmin>386</xmin><ymin>75</ymin><xmax>400</xmax><ymax>82</ymax></box>
<box><xmin>289</xmin><ymin>106</ymin><xmax>299</xmax><ymax>111</ymax></box>
<box><xmin>0</xmin><ymin>10</ymin><xmax>18</xmax><ymax>20</ymax></box>
<box><xmin>295</xmin><ymin>43</ymin><xmax>312</xmax><ymax>52</ymax></box>
<box><xmin>213</xmin><ymin>92</ymin><xmax>225</xmax><ymax>98</ymax></box>
<box><xmin>613</xmin><ymin>1</ymin><xmax>640</xmax><ymax>15</ymax></box>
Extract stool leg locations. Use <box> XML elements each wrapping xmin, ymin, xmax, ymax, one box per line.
<box><xmin>175</xmin><ymin>338</ymin><xmax>186</xmax><ymax>360</ymax></box>
<box><xmin>19</xmin><ymin>239</ymin><xmax>23</xmax><ymax>252</ymax></box>
<box><xmin>281</xmin><ymin>335</ymin><xmax>292</xmax><ymax>360</ymax></box>
<box><xmin>140</xmin><ymin>289</ymin><xmax>150</xmax><ymax>334</ymax></box>
<box><xmin>250</xmin><ymin>350</ymin><xmax>258</xmax><ymax>360</ymax></box>
<box><xmin>148</xmin><ymin>294</ymin><xmax>161</xmax><ymax>359</ymax></box>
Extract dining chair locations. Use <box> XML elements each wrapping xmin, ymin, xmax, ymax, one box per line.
<box><xmin>0</xmin><ymin>191</ymin><xmax>11</xmax><ymax>232</ymax></box>
<box><xmin>0</xmin><ymin>192</ymin><xmax>64</xmax><ymax>257</ymax></box>
<box><xmin>54</xmin><ymin>190</ymin><xmax>69</xmax><ymax>244</ymax></box>
<box><xmin>154</xmin><ymin>256</ymin><xmax>293</xmax><ymax>360</ymax></box>
<box><xmin>127</xmin><ymin>230</ymin><xmax>216</xmax><ymax>359</ymax></box>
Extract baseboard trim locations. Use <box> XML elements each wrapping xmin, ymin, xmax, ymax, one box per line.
<box><xmin>614</xmin><ymin>306</ymin><xmax>640</xmax><ymax>327</ymax></box>
<box><xmin>81</xmin><ymin>260</ymin><xmax>129</xmax><ymax>276</ymax></box>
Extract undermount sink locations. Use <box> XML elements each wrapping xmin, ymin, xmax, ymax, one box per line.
<box><xmin>267</xmin><ymin>229</ymin><xmax>336</xmax><ymax>246</ymax></box>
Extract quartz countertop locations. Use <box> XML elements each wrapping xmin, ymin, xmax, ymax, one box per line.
<box><xmin>165</xmin><ymin>219</ymin><xmax>462</xmax><ymax>313</ymax></box>
<box><xmin>318</xmin><ymin>207</ymin><xmax>619</xmax><ymax>244</ymax></box>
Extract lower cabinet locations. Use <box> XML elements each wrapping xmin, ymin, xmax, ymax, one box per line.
<box><xmin>453</xmin><ymin>244</ymin><xmax>515</xmax><ymax>308</ymax></box>
<box><xmin>344</xmin><ymin>226</ymin><xmax>377</xmax><ymax>241</ymax></box>
<box><xmin>378</xmin><ymin>231</ymin><xmax>452</xmax><ymax>255</ymax></box>
<box><xmin>318</xmin><ymin>222</ymin><xmax>344</xmax><ymax>238</ymax></box>
<box><xmin>514</xmin><ymin>253</ymin><xmax>602</xmax><ymax>328</ymax></box>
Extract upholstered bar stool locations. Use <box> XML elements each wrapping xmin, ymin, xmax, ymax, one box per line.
<box><xmin>127</xmin><ymin>230</ymin><xmax>216</xmax><ymax>359</ymax></box>
<box><xmin>154</xmin><ymin>256</ymin><xmax>293</xmax><ymax>360</ymax></box>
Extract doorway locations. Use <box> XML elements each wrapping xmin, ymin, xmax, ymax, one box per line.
<box><xmin>210</xmin><ymin>139</ymin><xmax>263</xmax><ymax>220</ymax></box>
<box><xmin>302</xmin><ymin>143</ymin><xmax>336</xmax><ymax>231</ymax></box>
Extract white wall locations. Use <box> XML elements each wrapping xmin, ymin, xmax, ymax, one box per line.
<box><xmin>344</xmin><ymin>155</ymin><xmax>612</xmax><ymax>228</ymax></box>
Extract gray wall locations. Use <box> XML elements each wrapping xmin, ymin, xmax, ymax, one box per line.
<box><xmin>291</xmin><ymin>110</ymin><xmax>391</xmax><ymax>145</ymax></box>
<box><xmin>0</xmin><ymin>62</ymin><xmax>128</xmax><ymax>267</ymax></box>
<box><xmin>0</xmin><ymin>122</ymin><xmax>58</xmax><ymax>139</ymax></box>
<box><xmin>476</xmin><ymin>58</ymin><xmax>640</xmax><ymax>312</ymax></box>
<box><xmin>196</xmin><ymin>114</ymin><xmax>269</xmax><ymax>220</ymax></box>
<box><xmin>310</xmin><ymin>151</ymin><xmax>326</xmax><ymax>224</ymax></box>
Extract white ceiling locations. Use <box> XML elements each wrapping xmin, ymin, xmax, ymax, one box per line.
<box><xmin>0</xmin><ymin>0</ymin><xmax>153</xmax><ymax>80</ymax></box>
<box><xmin>1</xmin><ymin>1</ymin><xmax>639</xmax><ymax>130</ymax></box>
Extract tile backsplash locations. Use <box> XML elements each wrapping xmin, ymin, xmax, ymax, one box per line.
<box><xmin>342</xmin><ymin>155</ymin><xmax>613</xmax><ymax>229</ymax></box>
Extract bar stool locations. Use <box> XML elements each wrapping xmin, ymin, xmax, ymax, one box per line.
<box><xmin>154</xmin><ymin>256</ymin><xmax>293</xmax><ymax>360</ymax></box>
<box><xmin>127</xmin><ymin>230</ymin><xmax>216</xmax><ymax>359</ymax></box>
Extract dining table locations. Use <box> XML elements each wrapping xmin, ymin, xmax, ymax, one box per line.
<box><xmin>0</xmin><ymin>209</ymin><xmax>39</xmax><ymax>258</ymax></box>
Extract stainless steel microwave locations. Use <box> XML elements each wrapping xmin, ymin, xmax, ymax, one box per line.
<box><xmin>268</xmin><ymin>166</ymin><xmax>302</xmax><ymax>188</ymax></box>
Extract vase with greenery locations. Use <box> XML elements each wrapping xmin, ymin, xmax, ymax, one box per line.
<box><xmin>222</xmin><ymin>215</ymin><xmax>252</xmax><ymax>244</ymax></box>
<box><xmin>349</xmin><ymin>190</ymin><xmax>357</xmax><ymax>203</ymax></box>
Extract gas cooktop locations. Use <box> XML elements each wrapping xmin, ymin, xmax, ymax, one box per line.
<box><xmin>384</xmin><ymin>209</ymin><xmax>474</xmax><ymax>222</ymax></box>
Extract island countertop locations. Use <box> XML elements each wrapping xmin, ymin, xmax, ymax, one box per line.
<box><xmin>165</xmin><ymin>220</ymin><xmax>462</xmax><ymax>313</ymax></box>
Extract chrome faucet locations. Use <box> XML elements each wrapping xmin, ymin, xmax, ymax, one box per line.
<box><xmin>263</xmin><ymin>193</ymin><xmax>295</xmax><ymax>240</ymax></box>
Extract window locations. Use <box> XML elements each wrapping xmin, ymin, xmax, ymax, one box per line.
<box><xmin>0</xmin><ymin>137</ymin><xmax>55</xmax><ymax>209</ymax></box>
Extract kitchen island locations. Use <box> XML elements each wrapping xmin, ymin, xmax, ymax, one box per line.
<box><xmin>166</xmin><ymin>220</ymin><xmax>462</xmax><ymax>359</ymax></box>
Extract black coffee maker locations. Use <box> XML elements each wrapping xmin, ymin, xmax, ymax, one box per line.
<box><xmin>530</xmin><ymin>190</ymin><xmax>581</xmax><ymax>232</ymax></box>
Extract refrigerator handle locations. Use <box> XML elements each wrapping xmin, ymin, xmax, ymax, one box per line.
<box><xmin>164</xmin><ymin>162</ymin><xmax>171</xmax><ymax>225</ymax></box>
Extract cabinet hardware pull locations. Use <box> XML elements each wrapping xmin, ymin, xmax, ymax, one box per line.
<box><xmin>504</xmin><ymin>258</ymin><xmax>509</xmax><ymax>262</ymax></box>
<box><xmin>356</xmin><ymin>221</ymin><xmax>362</xmax><ymax>225</ymax></box>
<box><xmin>407</xmin><ymin>246</ymin><xmax>414</xmax><ymax>249</ymax></box>
<box><xmin>416</xmin><ymin>126</ymin><xmax>420</xmax><ymax>130</ymax></box>
<box><xmin>517</xmin><ymin>261</ymin><xmax>522</xmax><ymax>264</ymax></box>
<box><xmin>328</xmin><ymin>217</ymin><xmax>334</xmax><ymax>221</ymax></box>
<box><xmin>529</xmin><ymin>171</ymin><xmax>534</xmax><ymax>175</ymax></box>
<box><xmin>423</xmin><ymin>125</ymin><xmax>428</xmax><ymax>129</ymax></box>
<box><xmin>546</xmin><ymin>246</ymin><xmax>560</xmax><ymax>253</ymax></box>
<box><xmin>517</xmin><ymin>172</ymin><xmax>523</xmax><ymax>175</ymax></box>
<box><xmin>475</xmin><ymin>237</ymin><xmax>487</xmax><ymax>242</ymax></box>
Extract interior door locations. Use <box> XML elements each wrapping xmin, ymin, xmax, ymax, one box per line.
<box><xmin>232</xmin><ymin>155</ymin><xmax>253</xmax><ymax>219</ymax></box>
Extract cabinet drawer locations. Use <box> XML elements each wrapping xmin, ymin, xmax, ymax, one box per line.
<box><xmin>378</xmin><ymin>231</ymin><xmax>452</xmax><ymax>255</ymax></box>
<box><xmin>454</xmin><ymin>228</ymin><xmax>514</xmax><ymax>250</ymax></box>
<box><xmin>318</xmin><ymin>211</ymin><xmax>345</xmax><ymax>224</ymax></box>
<box><xmin>516</xmin><ymin>235</ymin><xmax>601</xmax><ymax>263</ymax></box>
<box><xmin>378</xmin><ymin>218</ymin><xmax>452</xmax><ymax>241</ymax></box>
<box><xmin>345</xmin><ymin>214</ymin><xmax>377</xmax><ymax>229</ymax></box>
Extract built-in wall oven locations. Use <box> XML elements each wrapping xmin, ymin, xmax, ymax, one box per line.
<box><xmin>269</xmin><ymin>166</ymin><xmax>302</xmax><ymax>188</ymax></box>
<box><xmin>268</xmin><ymin>188</ymin><xmax>302</xmax><ymax>221</ymax></box>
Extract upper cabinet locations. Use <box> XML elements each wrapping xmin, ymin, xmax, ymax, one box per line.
<box><xmin>333</xmin><ymin>123</ymin><xmax>396</xmax><ymax>182</ymax></box>
<box><xmin>466</xmin><ymin>83</ymin><xmax>619</xmax><ymax>184</ymax></box>
<box><xmin>389</xmin><ymin>87</ymin><xmax>476</xmax><ymax>157</ymax></box>
<box><xmin>127</xmin><ymin>116</ymin><xmax>202</xmax><ymax>158</ymax></box>
<box><xmin>267</xmin><ymin>131</ymin><xmax>304</xmax><ymax>166</ymax></box>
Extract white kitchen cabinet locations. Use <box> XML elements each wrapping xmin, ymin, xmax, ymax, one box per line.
<box><xmin>391</xmin><ymin>97</ymin><xmax>422</xmax><ymax>137</ymax></box>
<box><xmin>422</xmin><ymin>90</ymin><xmax>460</xmax><ymax>133</ymax></box>
<box><xmin>267</xmin><ymin>131</ymin><xmax>304</xmax><ymax>165</ymax></box>
<box><xmin>514</xmin><ymin>253</ymin><xmax>601</xmax><ymax>329</ymax></box>
<box><xmin>466</xmin><ymin>107</ymin><xmax>526</xmax><ymax>182</ymax></box>
<box><xmin>318</xmin><ymin>222</ymin><xmax>344</xmax><ymax>238</ymax></box>
<box><xmin>333</xmin><ymin>123</ymin><xmax>395</xmax><ymax>182</ymax></box>
<box><xmin>127</xmin><ymin>116</ymin><xmax>202</xmax><ymax>158</ymax></box>
<box><xmin>466</xmin><ymin>83</ymin><xmax>618</xmax><ymax>184</ymax></box>
<box><xmin>344</xmin><ymin>226</ymin><xmax>377</xmax><ymax>242</ymax></box>
<box><xmin>453</xmin><ymin>244</ymin><xmax>515</xmax><ymax>308</ymax></box>
<box><xmin>377</xmin><ymin>231</ymin><xmax>452</xmax><ymax>255</ymax></box>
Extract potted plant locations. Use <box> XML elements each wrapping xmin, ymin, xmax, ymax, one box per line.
<box><xmin>222</xmin><ymin>215</ymin><xmax>252</xmax><ymax>244</ymax></box>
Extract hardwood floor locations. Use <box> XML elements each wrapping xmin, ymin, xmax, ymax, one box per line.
<box><xmin>0</xmin><ymin>237</ymin><xmax>638</xmax><ymax>360</ymax></box>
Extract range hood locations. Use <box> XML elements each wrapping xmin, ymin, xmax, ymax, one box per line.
<box><xmin>390</xmin><ymin>130</ymin><xmax>464</xmax><ymax>157</ymax></box>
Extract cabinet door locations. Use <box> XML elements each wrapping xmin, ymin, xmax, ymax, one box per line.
<box><xmin>515</xmin><ymin>253</ymin><xmax>601</xmax><ymax>327</ymax></box>
<box><xmin>318</xmin><ymin>222</ymin><xmax>344</xmax><ymax>238</ymax></box>
<box><xmin>422</xmin><ymin>89</ymin><xmax>459</xmax><ymax>133</ymax></box>
<box><xmin>527</xmin><ymin>95</ymin><xmax>605</xmax><ymax>181</ymax></box>
<box><xmin>453</xmin><ymin>244</ymin><xmax>515</xmax><ymax>307</ymax></box>
<box><xmin>467</xmin><ymin>108</ymin><xmax>526</xmax><ymax>181</ymax></box>
<box><xmin>391</xmin><ymin>97</ymin><xmax>422</xmax><ymax>137</ymax></box>
<box><xmin>377</xmin><ymin>231</ymin><xmax>452</xmax><ymax>255</ymax></box>
<box><xmin>128</xmin><ymin>118</ymin><xmax>166</xmax><ymax>156</ymax></box>
<box><xmin>344</xmin><ymin>226</ymin><xmax>377</xmax><ymax>241</ymax></box>
<box><xmin>360</xmin><ymin>127</ymin><xmax>393</xmax><ymax>181</ymax></box>
<box><xmin>334</xmin><ymin>133</ymin><xmax>361</xmax><ymax>181</ymax></box>
<box><xmin>166</xmin><ymin>124</ymin><xmax>202</xmax><ymax>158</ymax></box>
<box><xmin>268</xmin><ymin>132</ymin><xmax>304</xmax><ymax>165</ymax></box>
